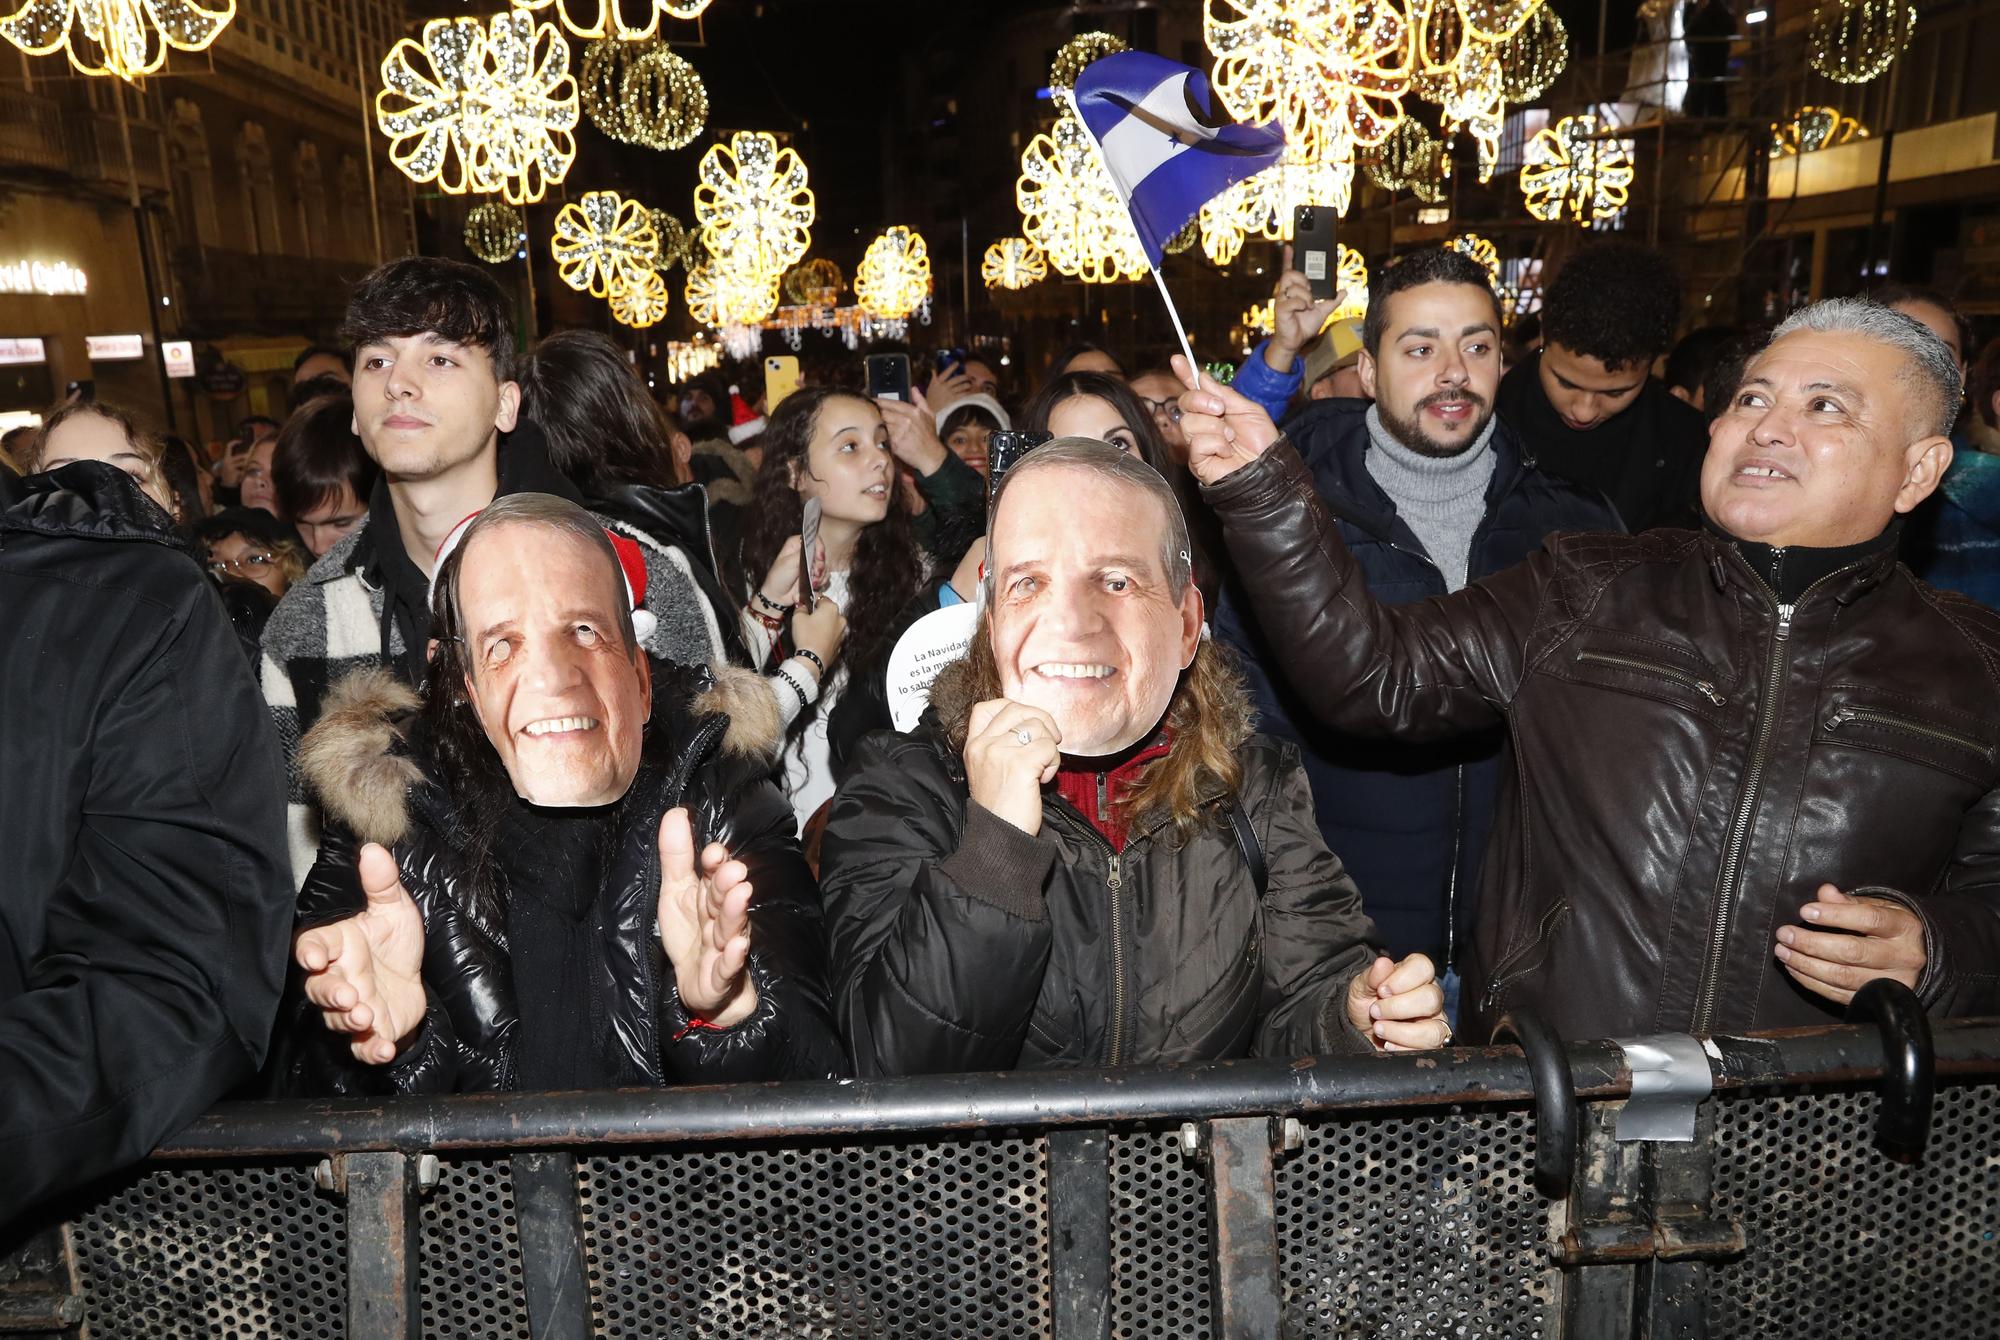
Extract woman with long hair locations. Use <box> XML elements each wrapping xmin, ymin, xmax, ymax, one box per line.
<box><xmin>732</xmin><ymin>385</ymin><xmax>981</xmax><ymax>828</ymax></box>
<box><xmin>24</xmin><ymin>401</ymin><xmax>182</xmax><ymax>526</ymax></box>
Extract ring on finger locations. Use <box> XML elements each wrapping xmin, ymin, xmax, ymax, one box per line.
<box><xmin>1015</xmin><ymin>725</ymin><xmax>1034</xmax><ymax>746</ymax></box>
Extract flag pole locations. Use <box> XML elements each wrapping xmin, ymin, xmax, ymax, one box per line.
<box><xmin>1147</xmin><ymin>262</ymin><xmax>1201</xmax><ymax>388</ymax></box>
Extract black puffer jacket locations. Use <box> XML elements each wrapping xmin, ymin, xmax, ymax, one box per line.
<box><xmin>820</xmin><ymin>652</ymin><xmax>1382</xmax><ymax>1076</ymax></box>
<box><xmin>284</xmin><ymin>660</ymin><xmax>848</xmax><ymax>1093</ymax></box>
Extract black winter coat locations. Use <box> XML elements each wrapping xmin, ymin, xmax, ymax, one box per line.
<box><xmin>1213</xmin><ymin>400</ymin><xmax>1622</xmax><ymax>965</ymax></box>
<box><xmin>284</xmin><ymin>660</ymin><xmax>848</xmax><ymax>1093</ymax></box>
<box><xmin>0</xmin><ymin>463</ymin><xmax>292</xmax><ymax>1221</ymax></box>
<box><xmin>820</xmin><ymin>656</ymin><xmax>1383</xmax><ymax>1076</ymax></box>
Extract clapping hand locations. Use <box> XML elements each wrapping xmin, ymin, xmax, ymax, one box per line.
<box><xmin>296</xmin><ymin>843</ymin><xmax>427</xmax><ymax>1065</ymax></box>
<box><xmin>656</xmin><ymin>807</ymin><xmax>760</xmax><ymax>1027</ymax></box>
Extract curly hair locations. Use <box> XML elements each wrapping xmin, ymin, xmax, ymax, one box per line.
<box><xmin>737</xmin><ymin>386</ymin><xmax>926</xmax><ymax>688</ymax></box>
<box><xmin>1541</xmin><ymin>240</ymin><xmax>1683</xmax><ymax>371</ymax></box>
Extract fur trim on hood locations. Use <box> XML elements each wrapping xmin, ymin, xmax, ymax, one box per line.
<box><xmin>299</xmin><ymin>663</ymin><xmax>783</xmax><ymax>847</ymax></box>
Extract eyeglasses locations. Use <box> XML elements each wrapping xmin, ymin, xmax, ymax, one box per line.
<box><xmin>1134</xmin><ymin>395</ymin><xmax>1175</xmax><ymax>418</ymax></box>
<box><xmin>208</xmin><ymin>551</ymin><xmax>276</xmax><ymax>577</ymax></box>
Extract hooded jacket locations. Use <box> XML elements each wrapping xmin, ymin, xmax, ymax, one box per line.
<box><xmin>1204</xmin><ymin>438</ymin><xmax>2000</xmax><ymax>1042</ymax></box>
<box><xmin>0</xmin><ymin>463</ymin><xmax>292</xmax><ymax>1220</ymax></box>
<box><xmin>280</xmin><ymin>659</ymin><xmax>848</xmax><ymax>1094</ymax></box>
<box><xmin>819</xmin><ymin>652</ymin><xmax>1383</xmax><ymax>1077</ymax></box>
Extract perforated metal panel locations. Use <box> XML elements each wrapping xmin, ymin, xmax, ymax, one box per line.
<box><xmin>69</xmin><ymin>1162</ymin><xmax>345</xmax><ymax>1338</ymax></box>
<box><xmin>420</xmin><ymin>1156</ymin><xmax>530</xmax><ymax>1338</ymax></box>
<box><xmin>1705</xmin><ymin>1081</ymin><xmax>2000</xmax><ymax>1336</ymax></box>
<box><xmin>1277</xmin><ymin>1107</ymin><xmax>1555</xmax><ymax>1338</ymax></box>
<box><xmin>1110</xmin><ymin>1126</ymin><xmax>1214</xmax><ymax>1339</ymax></box>
<box><xmin>576</xmin><ymin>1134</ymin><xmax>1050</xmax><ymax>1338</ymax></box>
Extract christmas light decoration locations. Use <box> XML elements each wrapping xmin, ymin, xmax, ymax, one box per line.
<box><xmin>0</xmin><ymin>0</ymin><xmax>235</xmax><ymax>80</ymax></box>
<box><xmin>551</xmin><ymin>189</ymin><xmax>659</xmax><ymax>298</ymax></box>
<box><xmin>1361</xmin><ymin>118</ymin><xmax>1449</xmax><ymax>197</ymax></box>
<box><xmin>511</xmin><ymin>0</ymin><xmax>712</xmax><ymax>42</ymax></box>
<box><xmin>1205</xmin><ymin>0</ymin><xmax>1412</xmax><ymax>166</ymax></box>
<box><xmin>376</xmin><ymin>12</ymin><xmax>579</xmax><ymax>205</ymax></box>
<box><xmin>1769</xmin><ymin>105</ymin><xmax>1869</xmax><ymax>156</ymax></box>
<box><xmin>1199</xmin><ymin>150</ymin><xmax>1357</xmax><ymax>266</ymax></box>
<box><xmin>782</xmin><ymin>258</ymin><xmax>843</xmax><ymax>305</ymax></box>
<box><xmin>1243</xmin><ymin>301</ymin><xmax>1275</xmax><ymax>335</ymax></box>
<box><xmin>1808</xmin><ymin>0</ymin><xmax>1915</xmax><ymax>84</ymax></box>
<box><xmin>1495</xmin><ymin>4</ymin><xmax>1567</xmax><ymax>102</ymax></box>
<box><xmin>609</xmin><ymin>268</ymin><xmax>670</xmax><ymax>328</ymax></box>
<box><xmin>463</xmin><ymin>202</ymin><xmax>526</xmax><ymax>263</ymax></box>
<box><xmin>1449</xmin><ymin>232</ymin><xmax>1500</xmax><ymax>281</ymax></box>
<box><xmin>580</xmin><ymin>37</ymin><xmax>705</xmax><ymax>150</ymax></box>
<box><xmin>1519</xmin><ymin>113</ymin><xmax>1633</xmax><ymax>225</ymax></box>
<box><xmin>1333</xmin><ymin>245</ymin><xmax>1369</xmax><ymax>321</ymax></box>
<box><xmin>666</xmin><ymin>336</ymin><xmax>720</xmax><ymax>384</ymax></box>
<box><xmin>1164</xmin><ymin>219</ymin><xmax>1200</xmax><ymax>256</ymax></box>
<box><xmin>1016</xmin><ymin>114</ymin><xmax>1149</xmax><ymax>283</ymax></box>
<box><xmin>981</xmin><ymin>238</ymin><xmax>1047</xmax><ymax>290</ymax></box>
<box><xmin>1049</xmin><ymin>30</ymin><xmax>1128</xmax><ymax>97</ymax></box>
<box><xmin>648</xmin><ymin>209</ymin><xmax>690</xmax><ymax>270</ymax></box>
<box><xmin>1436</xmin><ymin>37</ymin><xmax>1505</xmax><ymax>182</ymax></box>
<box><xmin>855</xmin><ymin>227</ymin><xmax>932</xmax><ymax>320</ymax></box>
<box><xmin>684</xmin><ymin>259</ymin><xmax>780</xmax><ymax>327</ymax></box>
<box><xmin>693</xmin><ymin>131</ymin><xmax>815</xmax><ymax>282</ymax></box>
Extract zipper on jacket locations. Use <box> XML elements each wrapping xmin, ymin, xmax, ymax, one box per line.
<box><xmin>1445</xmin><ymin>764</ymin><xmax>1464</xmax><ymax>975</ymax></box>
<box><xmin>1692</xmin><ymin>600</ymin><xmax>1793</xmax><ymax>1033</ymax></box>
<box><xmin>1824</xmin><ymin>705</ymin><xmax>1991</xmax><ymax>757</ymax></box>
<box><xmin>1479</xmin><ymin>899</ymin><xmax>1571</xmax><ymax>1013</ymax></box>
<box><xmin>1096</xmin><ymin>773</ymin><xmax>1131</xmax><ymax>1068</ymax></box>
<box><xmin>1574</xmin><ymin>649</ymin><xmax>1727</xmax><ymax>706</ymax></box>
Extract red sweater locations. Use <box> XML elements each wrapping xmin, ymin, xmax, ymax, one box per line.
<box><xmin>1052</xmin><ymin>736</ymin><xmax>1173</xmax><ymax>852</ymax></box>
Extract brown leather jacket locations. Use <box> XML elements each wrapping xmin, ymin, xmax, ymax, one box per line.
<box><xmin>1204</xmin><ymin>440</ymin><xmax>2000</xmax><ymax>1041</ymax></box>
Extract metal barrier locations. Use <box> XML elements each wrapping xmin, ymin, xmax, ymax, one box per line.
<box><xmin>18</xmin><ymin>999</ymin><xmax>2000</xmax><ymax>1338</ymax></box>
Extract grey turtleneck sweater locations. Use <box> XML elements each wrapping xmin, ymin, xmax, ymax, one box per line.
<box><xmin>1363</xmin><ymin>406</ymin><xmax>1499</xmax><ymax>592</ymax></box>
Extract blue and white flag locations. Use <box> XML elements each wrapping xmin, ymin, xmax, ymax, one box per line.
<box><xmin>1071</xmin><ymin>50</ymin><xmax>1287</xmax><ymax>269</ymax></box>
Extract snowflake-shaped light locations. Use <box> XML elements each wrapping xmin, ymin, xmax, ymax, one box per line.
<box><xmin>1520</xmin><ymin>113</ymin><xmax>1634</xmax><ymax>225</ymax></box>
<box><xmin>376</xmin><ymin>12</ymin><xmax>578</xmax><ymax>205</ymax></box>
<box><xmin>1205</xmin><ymin>0</ymin><xmax>1411</xmax><ymax>166</ymax></box>
<box><xmin>1770</xmin><ymin>105</ymin><xmax>1869</xmax><ymax>157</ymax></box>
<box><xmin>609</xmin><ymin>269</ymin><xmax>670</xmax><ymax>328</ymax></box>
<box><xmin>685</xmin><ymin>259</ymin><xmax>780</xmax><ymax>328</ymax></box>
<box><xmin>1411</xmin><ymin>0</ymin><xmax>1547</xmax><ymax>75</ymax></box>
<box><xmin>1016</xmin><ymin>115</ymin><xmax>1149</xmax><ymax>284</ymax></box>
<box><xmin>1436</xmin><ymin>36</ymin><xmax>1506</xmax><ymax>182</ymax></box>
<box><xmin>0</xmin><ymin>0</ymin><xmax>236</xmax><ymax>79</ymax></box>
<box><xmin>855</xmin><ymin>227</ymin><xmax>932</xmax><ymax>321</ymax></box>
<box><xmin>693</xmin><ymin>131</ymin><xmax>815</xmax><ymax>284</ymax></box>
<box><xmin>1332</xmin><ymin>245</ymin><xmax>1370</xmax><ymax>321</ymax></box>
<box><xmin>1198</xmin><ymin>147</ymin><xmax>1357</xmax><ymax>266</ymax></box>
<box><xmin>981</xmin><ymin>238</ymin><xmax>1047</xmax><ymax>291</ymax></box>
<box><xmin>1448</xmin><ymin>232</ymin><xmax>1501</xmax><ymax>282</ymax></box>
<box><xmin>510</xmin><ymin>0</ymin><xmax>712</xmax><ymax>42</ymax></box>
<box><xmin>551</xmin><ymin>189</ymin><xmax>659</xmax><ymax>298</ymax></box>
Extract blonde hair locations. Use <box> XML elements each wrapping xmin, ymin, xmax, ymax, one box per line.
<box><xmin>24</xmin><ymin>401</ymin><xmax>165</xmax><ymax>478</ymax></box>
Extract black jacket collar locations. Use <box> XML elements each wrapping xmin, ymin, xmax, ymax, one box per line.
<box><xmin>1706</xmin><ymin>516</ymin><xmax>1904</xmax><ymax>605</ymax></box>
<box><xmin>2</xmin><ymin>460</ymin><xmax>189</xmax><ymax>552</ymax></box>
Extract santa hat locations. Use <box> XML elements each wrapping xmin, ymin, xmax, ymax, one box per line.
<box><xmin>725</xmin><ymin>384</ymin><xmax>765</xmax><ymax>444</ymax></box>
<box><xmin>430</xmin><ymin>510</ymin><xmax>657</xmax><ymax>646</ymax></box>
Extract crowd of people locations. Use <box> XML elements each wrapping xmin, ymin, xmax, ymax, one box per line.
<box><xmin>4</xmin><ymin>237</ymin><xmax>1998</xmax><ymax>1229</ymax></box>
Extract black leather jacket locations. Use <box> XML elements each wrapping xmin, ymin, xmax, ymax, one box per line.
<box><xmin>283</xmin><ymin>660</ymin><xmax>848</xmax><ymax>1093</ymax></box>
<box><xmin>1204</xmin><ymin>439</ymin><xmax>2000</xmax><ymax>1041</ymax></box>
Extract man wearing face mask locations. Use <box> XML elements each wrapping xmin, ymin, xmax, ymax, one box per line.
<box><xmin>820</xmin><ymin>439</ymin><xmax>1447</xmax><ymax>1076</ymax></box>
<box><xmin>281</xmin><ymin>494</ymin><xmax>845</xmax><ymax>1093</ymax></box>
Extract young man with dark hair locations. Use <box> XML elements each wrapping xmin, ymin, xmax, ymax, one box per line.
<box><xmin>1497</xmin><ymin>239</ymin><xmax>1707</xmax><ymax>530</ymax></box>
<box><xmin>292</xmin><ymin>343</ymin><xmax>351</xmax><ymax>389</ymax></box>
<box><xmin>272</xmin><ymin>391</ymin><xmax>378</xmax><ymax>557</ymax></box>
<box><xmin>1212</xmin><ymin>247</ymin><xmax>1621</xmax><ymax>1015</ymax></box>
<box><xmin>1664</xmin><ymin>325</ymin><xmax>1746</xmax><ymax>412</ymax></box>
<box><xmin>259</xmin><ymin>256</ymin><xmax>713</xmax><ymax>880</ymax></box>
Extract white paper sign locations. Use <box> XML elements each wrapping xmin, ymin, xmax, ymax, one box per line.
<box><xmin>162</xmin><ymin>340</ymin><xmax>195</xmax><ymax>378</ymax></box>
<box><xmin>885</xmin><ymin>602</ymin><xmax>978</xmax><ymax>733</ymax></box>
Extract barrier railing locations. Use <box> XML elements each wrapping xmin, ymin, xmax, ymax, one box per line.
<box><xmin>15</xmin><ymin>987</ymin><xmax>2000</xmax><ymax>1339</ymax></box>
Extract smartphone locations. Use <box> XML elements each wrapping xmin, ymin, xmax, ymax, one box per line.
<box><xmin>764</xmin><ymin>355</ymin><xmax>800</xmax><ymax>408</ymax></box>
<box><xmin>1293</xmin><ymin>204</ymin><xmax>1339</xmax><ymax>301</ymax></box>
<box><xmin>865</xmin><ymin>353</ymin><xmax>913</xmax><ymax>402</ymax></box>
<box><xmin>798</xmin><ymin>496</ymin><xmax>821</xmax><ymax>615</ymax></box>
<box><xmin>933</xmin><ymin>347</ymin><xmax>969</xmax><ymax>375</ymax></box>
<box><xmin>985</xmin><ymin>429</ymin><xmax>1052</xmax><ymax>504</ymax></box>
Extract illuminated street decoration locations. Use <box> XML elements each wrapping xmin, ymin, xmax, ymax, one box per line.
<box><xmin>609</xmin><ymin>269</ymin><xmax>670</xmax><ymax>328</ymax></box>
<box><xmin>580</xmin><ymin>37</ymin><xmax>706</xmax><ymax>150</ymax></box>
<box><xmin>1449</xmin><ymin>232</ymin><xmax>1500</xmax><ymax>281</ymax></box>
<box><xmin>981</xmin><ymin>238</ymin><xmax>1048</xmax><ymax>291</ymax></box>
<box><xmin>1361</xmin><ymin>118</ymin><xmax>1449</xmax><ymax>200</ymax></box>
<box><xmin>1199</xmin><ymin>149</ymin><xmax>1357</xmax><ymax>266</ymax></box>
<box><xmin>464</xmin><ymin>203</ymin><xmax>526</xmax><ymax>263</ymax></box>
<box><xmin>1436</xmin><ymin>36</ymin><xmax>1505</xmax><ymax>182</ymax></box>
<box><xmin>551</xmin><ymin>189</ymin><xmax>659</xmax><ymax>297</ymax></box>
<box><xmin>684</xmin><ymin>259</ymin><xmax>780</xmax><ymax>327</ymax></box>
<box><xmin>376</xmin><ymin>12</ymin><xmax>579</xmax><ymax>205</ymax></box>
<box><xmin>1495</xmin><ymin>4</ymin><xmax>1567</xmax><ymax>102</ymax></box>
<box><xmin>783</xmin><ymin>258</ymin><xmax>843</xmax><ymax>304</ymax></box>
<box><xmin>1333</xmin><ymin>244</ymin><xmax>1369</xmax><ymax>321</ymax></box>
<box><xmin>1519</xmin><ymin>113</ymin><xmax>1633</xmax><ymax>224</ymax></box>
<box><xmin>511</xmin><ymin>0</ymin><xmax>712</xmax><ymax>42</ymax></box>
<box><xmin>855</xmin><ymin>227</ymin><xmax>932</xmax><ymax>321</ymax></box>
<box><xmin>693</xmin><ymin>131</ymin><xmax>815</xmax><ymax>283</ymax></box>
<box><xmin>1808</xmin><ymin>0</ymin><xmax>1915</xmax><ymax>84</ymax></box>
<box><xmin>1015</xmin><ymin>114</ymin><xmax>1148</xmax><ymax>283</ymax></box>
<box><xmin>1770</xmin><ymin>105</ymin><xmax>1869</xmax><ymax>156</ymax></box>
<box><xmin>648</xmin><ymin>209</ymin><xmax>691</xmax><ymax>270</ymax></box>
<box><xmin>1205</xmin><ymin>0</ymin><xmax>1412</xmax><ymax>166</ymax></box>
<box><xmin>0</xmin><ymin>0</ymin><xmax>234</xmax><ymax>79</ymax></box>
<box><xmin>1049</xmin><ymin>30</ymin><xmax>1127</xmax><ymax>100</ymax></box>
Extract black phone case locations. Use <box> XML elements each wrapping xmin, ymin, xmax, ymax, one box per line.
<box><xmin>1294</xmin><ymin>206</ymin><xmax>1339</xmax><ymax>301</ymax></box>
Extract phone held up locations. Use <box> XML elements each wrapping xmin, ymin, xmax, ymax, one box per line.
<box><xmin>984</xmin><ymin>429</ymin><xmax>1053</xmax><ymax>504</ymax></box>
<box><xmin>1293</xmin><ymin>203</ymin><xmax>1339</xmax><ymax>302</ymax></box>
<box><xmin>764</xmin><ymin>355</ymin><xmax>801</xmax><ymax>408</ymax></box>
<box><xmin>864</xmin><ymin>352</ymin><xmax>913</xmax><ymax>403</ymax></box>
<box><xmin>797</xmin><ymin>496</ymin><xmax>821</xmax><ymax>615</ymax></box>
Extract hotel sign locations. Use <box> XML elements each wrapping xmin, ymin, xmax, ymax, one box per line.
<box><xmin>86</xmin><ymin>333</ymin><xmax>144</xmax><ymax>361</ymax></box>
<box><xmin>0</xmin><ymin>259</ymin><xmax>88</xmax><ymax>297</ymax></box>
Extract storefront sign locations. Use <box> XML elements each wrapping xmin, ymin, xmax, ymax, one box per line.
<box><xmin>0</xmin><ymin>337</ymin><xmax>47</xmax><ymax>366</ymax></box>
<box><xmin>162</xmin><ymin>340</ymin><xmax>195</xmax><ymax>378</ymax></box>
<box><xmin>0</xmin><ymin>259</ymin><xmax>88</xmax><ymax>297</ymax></box>
<box><xmin>85</xmin><ymin>333</ymin><xmax>144</xmax><ymax>361</ymax></box>
<box><xmin>199</xmin><ymin>361</ymin><xmax>247</xmax><ymax>400</ymax></box>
